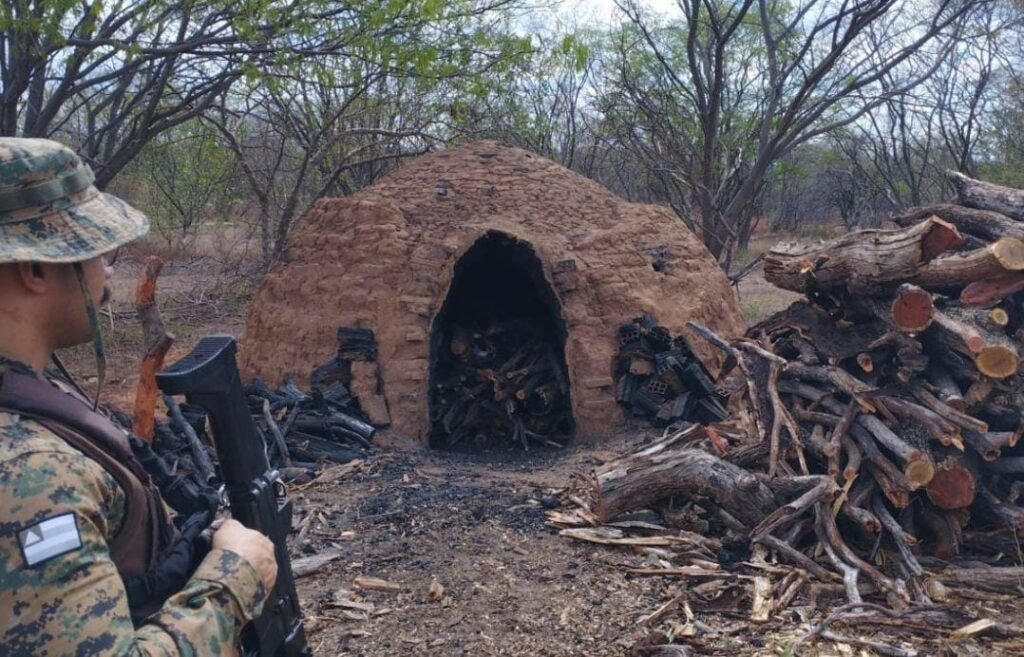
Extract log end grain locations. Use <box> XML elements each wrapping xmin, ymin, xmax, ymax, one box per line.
<box><xmin>890</xmin><ymin>286</ymin><xmax>934</xmax><ymax>332</ymax></box>
<box><xmin>992</xmin><ymin>238</ymin><xmax>1024</xmax><ymax>271</ymax></box>
<box><xmin>904</xmin><ymin>458</ymin><xmax>936</xmax><ymax>488</ymax></box>
<box><xmin>926</xmin><ymin>466</ymin><xmax>976</xmax><ymax>510</ymax></box>
<box><xmin>960</xmin><ymin>272</ymin><xmax>1024</xmax><ymax>307</ymax></box>
<box><xmin>975</xmin><ymin>345</ymin><xmax>1020</xmax><ymax>379</ymax></box>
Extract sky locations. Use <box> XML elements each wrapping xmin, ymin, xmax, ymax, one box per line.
<box><xmin>559</xmin><ymin>0</ymin><xmax>682</xmax><ymax>25</ymax></box>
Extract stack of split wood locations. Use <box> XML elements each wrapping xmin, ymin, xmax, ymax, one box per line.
<box><xmin>557</xmin><ymin>173</ymin><xmax>1024</xmax><ymax>613</ymax></box>
<box><xmin>615</xmin><ymin>314</ymin><xmax>730</xmax><ymax>427</ymax></box>
<box><xmin>431</xmin><ymin>320</ymin><xmax>572</xmax><ymax>449</ymax></box>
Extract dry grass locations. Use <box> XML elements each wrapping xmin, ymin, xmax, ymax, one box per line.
<box><xmin>733</xmin><ymin>234</ymin><xmax>802</xmax><ymax>324</ymax></box>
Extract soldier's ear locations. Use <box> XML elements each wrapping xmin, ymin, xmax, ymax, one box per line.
<box><xmin>15</xmin><ymin>261</ymin><xmax>50</xmax><ymax>294</ymax></box>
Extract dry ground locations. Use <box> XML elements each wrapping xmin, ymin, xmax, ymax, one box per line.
<box><xmin>84</xmin><ymin>236</ymin><xmax>1020</xmax><ymax>657</ymax></box>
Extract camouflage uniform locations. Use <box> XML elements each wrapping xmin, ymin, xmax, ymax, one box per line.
<box><xmin>0</xmin><ymin>139</ymin><xmax>268</xmax><ymax>655</ymax></box>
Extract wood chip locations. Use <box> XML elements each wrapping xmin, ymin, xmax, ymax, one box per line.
<box><xmin>353</xmin><ymin>575</ymin><xmax>401</xmax><ymax>593</ymax></box>
<box><xmin>559</xmin><ymin>527</ymin><xmax>675</xmax><ymax>546</ymax></box>
<box><xmin>951</xmin><ymin>618</ymin><xmax>997</xmax><ymax>639</ymax></box>
<box><xmin>750</xmin><ymin>576</ymin><xmax>773</xmax><ymax>622</ymax></box>
<box><xmin>428</xmin><ymin>579</ymin><xmax>445</xmax><ymax>601</ymax></box>
<box><xmin>292</xmin><ymin>548</ymin><xmax>344</xmax><ymax>577</ymax></box>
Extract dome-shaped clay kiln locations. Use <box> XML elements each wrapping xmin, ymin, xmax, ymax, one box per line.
<box><xmin>240</xmin><ymin>141</ymin><xmax>744</xmax><ymax>445</ymax></box>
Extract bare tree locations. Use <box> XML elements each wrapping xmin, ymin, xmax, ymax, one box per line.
<box><xmin>604</xmin><ymin>0</ymin><xmax>985</xmax><ymax>271</ymax></box>
<box><xmin>0</xmin><ymin>0</ymin><xmax>524</xmax><ymax>188</ymax></box>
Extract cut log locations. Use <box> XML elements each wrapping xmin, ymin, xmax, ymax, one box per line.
<box><xmin>910</xmin><ymin>385</ymin><xmax>986</xmax><ymax>434</ymax></box>
<box><xmin>962</xmin><ymin>430</ymin><xmax>1016</xmax><ymax>461</ymax></box>
<box><xmin>927</xmin><ymin>308</ymin><xmax>1020</xmax><ymax>378</ymax></box>
<box><xmin>911</xmin><ymin>238</ymin><xmax>1024</xmax><ymax>291</ymax></box>
<box><xmin>592</xmin><ymin>429</ymin><xmax>777</xmax><ymax>527</ymax></box>
<box><xmin>763</xmin><ymin>217</ymin><xmax>963</xmax><ymax>295</ymax></box>
<box><xmin>893</xmin><ymin>203</ymin><xmax>1024</xmax><ymax>241</ymax></box>
<box><xmin>923</xmin><ymin>368</ymin><xmax>965</xmax><ymax>412</ymax></box>
<box><xmin>925</xmin><ymin>451</ymin><xmax>977</xmax><ymax>510</ymax></box>
<box><xmin>978</xmin><ymin>486</ymin><xmax>1024</xmax><ymax>530</ymax></box>
<box><xmin>886</xmin><ymin>284</ymin><xmax>934</xmax><ymax>333</ymax></box>
<box><xmin>984</xmin><ymin>457</ymin><xmax>1024</xmax><ymax>474</ymax></box>
<box><xmin>947</xmin><ymin>170</ymin><xmax>1024</xmax><ymax>222</ymax></box>
<box><xmin>960</xmin><ymin>272</ymin><xmax>1024</xmax><ymax>307</ymax></box>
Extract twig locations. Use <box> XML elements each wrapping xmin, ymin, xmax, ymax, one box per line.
<box><xmin>164</xmin><ymin>394</ymin><xmax>215</xmax><ymax>482</ymax></box>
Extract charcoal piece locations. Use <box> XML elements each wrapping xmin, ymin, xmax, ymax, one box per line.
<box><xmin>678</xmin><ymin>361</ymin><xmax>718</xmax><ymax>397</ymax></box>
<box><xmin>311</xmin><ymin>355</ymin><xmax>349</xmax><ymax>387</ymax></box>
<box><xmin>337</xmin><ymin>327</ymin><xmax>377</xmax><ymax>361</ymax></box>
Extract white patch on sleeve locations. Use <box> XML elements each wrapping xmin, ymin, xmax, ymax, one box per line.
<box><xmin>18</xmin><ymin>513</ymin><xmax>83</xmax><ymax>566</ymax></box>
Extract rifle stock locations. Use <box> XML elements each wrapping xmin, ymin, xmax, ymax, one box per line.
<box><xmin>157</xmin><ymin>335</ymin><xmax>310</xmax><ymax>657</ymax></box>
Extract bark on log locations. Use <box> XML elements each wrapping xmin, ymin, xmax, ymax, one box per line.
<box><xmin>592</xmin><ymin>432</ymin><xmax>777</xmax><ymax>527</ymax></box>
<box><xmin>892</xmin><ymin>204</ymin><xmax>1024</xmax><ymax>242</ymax></box>
<box><xmin>132</xmin><ymin>257</ymin><xmax>174</xmax><ymax>442</ymax></box>
<box><xmin>923</xmin><ymin>368</ymin><xmax>965</xmax><ymax>412</ymax></box>
<box><xmin>947</xmin><ymin>170</ymin><xmax>1024</xmax><ymax>222</ymax></box>
<box><xmin>750</xmin><ymin>301</ymin><xmax>886</xmax><ymax>363</ymax></box>
<box><xmin>911</xmin><ymin>238</ymin><xmax>1024</xmax><ymax>291</ymax></box>
<box><xmin>763</xmin><ymin>217</ymin><xmax>963</xmax><ymax>295</ymax></box>
<box><xmin>960</xmin><ymin>272</ymin><xmax>1024</xmax><ymax>307</ymax></box>
<box><xmin>779</xmin><ymin>380</ymin><xmax>932</xmax><ymax>488</ymax></box>
<box><xmin>927</xmin><ymin>308</ymin><xmax>1020</xmax><ymax>379</ymax></box>
<box><xmin>963</xmin><ymin>430</ymin><xmax>1016</xmax><ymax>461</ymax></box>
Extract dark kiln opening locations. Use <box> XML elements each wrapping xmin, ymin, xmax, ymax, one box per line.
<box><xmin>428</xmin><ymin>231</ymin><xmax>574</xmax><ymax>450</ymax></box>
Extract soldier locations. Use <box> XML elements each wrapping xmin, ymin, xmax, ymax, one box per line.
<box><xmin>0</xmin><ymin>137</ymin><xmax>278</xmax><ymax>655</ymax></box>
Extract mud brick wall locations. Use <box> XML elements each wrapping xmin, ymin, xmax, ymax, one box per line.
<box><xmin>240</xmin><ymin>141</ymin><xmax>745</xmax><ymax>443</ymax></box>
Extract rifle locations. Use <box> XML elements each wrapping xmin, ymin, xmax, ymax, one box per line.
<box><xmin>156</xmin><ymin>335</ymin><xmax>310</xmax><ymax>657</ymax></box>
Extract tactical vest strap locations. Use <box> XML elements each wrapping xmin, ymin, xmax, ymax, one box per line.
<box><xmin>0</xmin><ymin>369</ymin><xmax>164</xmax><ymax>577</ymax></box>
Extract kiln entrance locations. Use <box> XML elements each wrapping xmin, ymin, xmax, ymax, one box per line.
<box><xmin>428</xmin><ymin>232</ymin><xmax>574</xmax><ymax>450</ymax></box>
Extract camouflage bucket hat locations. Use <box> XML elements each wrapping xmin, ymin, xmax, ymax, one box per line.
<box><xmin>0</xmin><ymin>137</ymin><xmax>149</xmax><ymax>264</ymax></box>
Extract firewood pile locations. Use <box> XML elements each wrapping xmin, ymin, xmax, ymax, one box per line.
<box><xmin>615</xmin><ymin>314</ymin><xmax>730</xmax><ymax>427</ymax></box>
<box><xmin>431</xmin><ymin>320</ymin><xmax>572</xmax><ymax>449</ymax></box>
<box><xmin>142</xmin><ymin>376</ymin><xmax>374</xmax><ymax>486</ymax></box>
<box><xmin>550</xmin><ymin>174</ymin><xmax>1024</xmax><ymax>648</ymax></box>
<box><xmin>739</xmin><ymin>171</ymin><xmax>1024</xmax><ymax>557</ymax></box>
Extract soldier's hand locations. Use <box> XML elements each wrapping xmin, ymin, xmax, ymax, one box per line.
<box><xmin>212</xmin><ymin>519</ymin><xmax>278</xmax><ymax>592</ymax></box>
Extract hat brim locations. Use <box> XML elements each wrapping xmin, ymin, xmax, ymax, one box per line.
<box><xmin>0</xmin><ymin>188</ymin><xmax>149</xmax><ymax>264</ymax></box>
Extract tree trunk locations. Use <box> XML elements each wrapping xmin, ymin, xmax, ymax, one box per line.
<box><xmin>910</xmin><ymin>238</ymin><xmax>1024</xmax><ymax>291</ymax></box>
<box><xmin>947</xmin><ymin>171</ymin><xmax>1024</xmax><ymax>222</ymax></box>
<box><xmin>592</xmin><ymin>435</ymin><xmax>777</xmax><ymax>527</ymax></box>
<box><xmin>892</xmin><ymin>204</ymin><xmax>1024</xmax><ymax>242</ymax></box>
<box><xmin>763</xmin><ymin>217</ymin><xmax>963</xmax><ymax>294</ymax></box>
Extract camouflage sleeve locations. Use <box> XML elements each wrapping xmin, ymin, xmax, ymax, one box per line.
<box><xmin>0</xmin><ymin>448</ymin><xmax>267</xmax><ymax>657</ymax></box>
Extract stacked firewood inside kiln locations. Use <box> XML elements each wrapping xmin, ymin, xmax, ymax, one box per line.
<box><xmin>732</xmin><ymin>171</ymin><xmax>1024</xmax><ymax>560</ymax></box>
<box><xmin>615</xmin><ymin>314</ymin><xmax>729</xmax><ymax>427</ymax></box>
<box><xmin>431</xmin><ymin>321</ymin><xmax>572</xmax><ymax>450</ymax></box>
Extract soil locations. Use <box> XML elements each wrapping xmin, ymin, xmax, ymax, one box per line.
<box><xmin>290</xmin><ymin>436</ymin><xmax>798</xmax><ymax>657</ymax></box>
<box><xmin>293</xmin><ymin>440</ymin><xmax>654</xmax><ymax>657</ymax></box>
